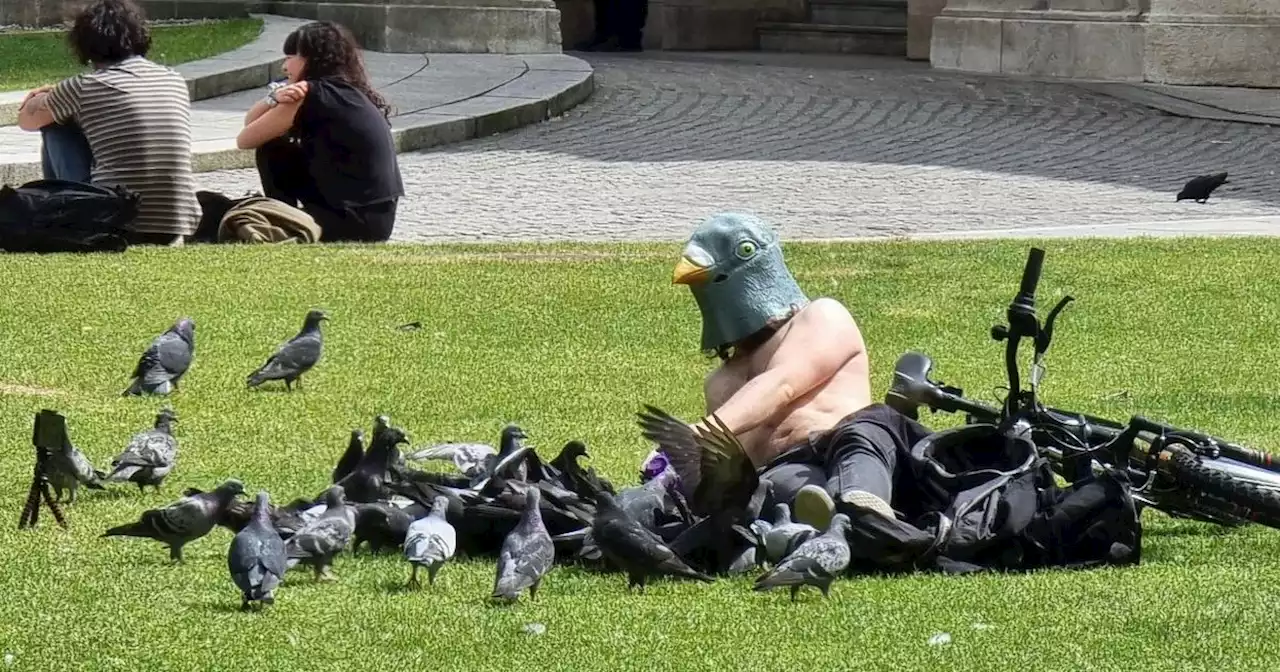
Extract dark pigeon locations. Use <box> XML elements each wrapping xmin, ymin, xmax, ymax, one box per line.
<box><xmin>550</xmin><ymin>440</ymin><xmax>616</xmax><ymax>498</ymax></box>
<box><xmin>753</xmin><ymin>513</ymin><xmax>852</xmax><ymax>601</ymax></box>
<box><xmin>228</xmin><ymin>491</ymin><xmax>287</xmax><ymax>611</ymax></box>
<box><xmin>352</xmin><ymin>501</ymin><xmax>418</xmax><ymax>553</ymax></box>
<box><xmin>591</xmin><ymin>491</ymin><xmax>713</xmax><ymax>592</ymax></box>
<box><xmin>635</xmin><ymin>405</ymin><xmax>758</xmax><ymax>518</ymax></box>
<box><xmin>332</xmin><ymin>429</ymin><xmax>365</xmax><ymax>484</ymax></box>
<box><xmin>334</xmin><ymin>424</ymin><xmax>410</xmax><ymax>503</ymax></box>
<box><xmin>246</xmin><ymin>309</ymin><xmax>328</xmax><ymax>391</ymax></box>
<box><xmin>122</xmin><ymin>317</ymin><xmax>195</xmax><ymax>396</ymax></box>
<box><xmin>104</xmin><ymin>408</ymin><xmax>180</xmax><ymax>492</ymax></box>
<box><xmin>102</xmin><ymin>479</ymin><xmax>245</xmax><ymax>562</ymax></box>
<box><xmin>285</xmin><ymin>486</ymin><xmax>356</xmax><ymax>581</ymax></box>
<box><xmin>1177</xmin><ymin>172</ymin><xmax>1229</xmax><ymax>203</ymax></box>
<box><xmin>491</xmin><ymin>485</ymin><xmax>555</xmax><ymax>603</ymax></box>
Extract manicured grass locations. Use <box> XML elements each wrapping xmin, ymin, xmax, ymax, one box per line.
<box><xmin>1</xmin><ymin>239</ymin><xmax>1279</xmax><ymax>671</ymax></box>
<box><xmin>0</xmin><ymin>18</ymin><xmax>263</xmax><ymax>91</ymax></box>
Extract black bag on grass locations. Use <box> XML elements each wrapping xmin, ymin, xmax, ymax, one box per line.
<box><xmin>0</xmin><ymin>179</ymin><xmax>139</xmax><ymax>253</ymax></box>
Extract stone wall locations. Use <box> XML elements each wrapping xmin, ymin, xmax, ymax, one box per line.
<box><xmin>0</xmin><ymin>0</ymin><xmax>248</xmax><ymax>26</ymax></box>
<box><xmin>930</xmin><ymin>0</ymin><xmax>1280</xmax><ymax>87</ymax></box>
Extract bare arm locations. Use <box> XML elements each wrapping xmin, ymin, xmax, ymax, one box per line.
<box><xmin>16</xmin><ymin>89</ymin><xmax>55</xmax><ymax>131</ymax></box>
<box><xmin>237</xmin><ymin>81</ymin><xmax>307</xmax><ymax>149</ymax></box>
<box><xmin>695</xmin><ymin>298</ymin><xmax>866</xmax><ymax>437</ymax></box>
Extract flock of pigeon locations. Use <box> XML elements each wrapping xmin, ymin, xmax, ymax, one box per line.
<box><xmin>39</xmin><ymin>310</ymin><xmax>854</xmax><ymax>611</ymax></box>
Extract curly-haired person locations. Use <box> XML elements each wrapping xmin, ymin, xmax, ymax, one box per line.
<box><xmin>236</xmin><ymin>21</ymin><xmax>404</xmax><ymax>243</ymax></box>
<box><xmin>16</xmin><ymin>0</ymin><xmax>199</xmax><ymax>246</ymax></box>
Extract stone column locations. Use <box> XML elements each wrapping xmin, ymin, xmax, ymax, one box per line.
<box><xmin>928</xmin><ymin>0</ymin><xmax>1280</xmax><ymax>87</ymax></box>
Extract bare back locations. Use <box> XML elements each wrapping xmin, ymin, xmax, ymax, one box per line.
<box><xmin>703</xmin><ymin>297</ymin><xmax>872</xmax><ymax>466</ymax></box>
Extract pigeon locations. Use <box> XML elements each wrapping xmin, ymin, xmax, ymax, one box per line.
<box><xmin>591</xmin><ymin>491</ymin><xmax>713</xmax><ymax>592</ymax></box>
<box><xmin>636</xmin><ymin>406</ymin><xmax>757</xmax><ymax>519</ymax></box>
<box><xmin>102</xmin><ymin>479</ymin><xmax>245</xmax><ymax>562</ymax></box>
<box><xmin>407</xmin><ymin>425</ymin><xmax>531</xmax><ymax>488</ymax></box>
<box><xmin>44</xmin><ymin>435</ymin><xmax>106</xmax><ymax>503</ymax></box>
<box><xmin>753</xmin><ymin>513</ymin><xmax>852</xmax><ymax>601</ymax></box>
<box><xmin>403</xmin><ymin>495</ymin><xmax>457</xmax><ymax>588</ymax></box>
<box><xmin>246</xmin><ymin>309</ymin><xmax>328</xmax><ymax>391</ymax></box>
<box><xmin>285</xmin><ymin>485</ymin><xmax>356</xmax><ymax>581</ymax></box>
<box><xmin>332</xmin><ymin>429</ymin><xmax>365</xmax><ymax>484</ymax></box>
<box><xmin>334</xmin><ymin>424</ymin><xmax>410</xmax><ymax>503</ymax></box>
<box><xmin>104</xmin><ymin>408</ymin><xmax>180</xmax><ymax>492</ymax></box>
<box><xmin>352</xmin><ymin>501</ymin><xmax>417</xmax><ymax>553</ymax></box>
<box><xmin>491</xmin><ymin>485</ymin><xmax>555</xmax><ymax>603</ymax></box>
<box><xmin>550</xmin><ymin>440</ymin><xmax>616</xmax><ymax>497</ymax></box>
<box><xmin>1177</xmin><ymin>172</ymin><xmax>1229</xmax><ymax>203</ymax></box>
<box><xmin>405</xmin><ymin>442</ymin><xmax>496</xmax><ymax>480</ymax></box>
<box><xmin>122</xmin><ymin>317</ymin><xmax>195</xmax><ymax>396</ymax></box>
<box><xmin>227</xmin><ymin>491</ymin><xmax>287</xmax><ymax>611</ymax></box>
<box><xmin>750</xmin><ymin>503</ymin><xmax>819</xmax><ymax>566</ymax></box>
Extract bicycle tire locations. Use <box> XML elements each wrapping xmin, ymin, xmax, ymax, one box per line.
<box><xmin>1160</xmin><ymin>445</ymin><xmax>1280</xmax><ymax>531</ymax></box>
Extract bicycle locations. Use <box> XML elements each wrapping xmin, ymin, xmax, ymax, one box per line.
<box><xmin>883</xmin><ymin>247</ymin><xmax>1280</xmax><ymax>531</ymax></box>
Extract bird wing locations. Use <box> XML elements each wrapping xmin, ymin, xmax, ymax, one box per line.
<box><xmin>287</xmin><ymin>516</ymin><xmax>352</xmax><ymax>559</ymax></box>
<box><xmin>636</xmin><ymin>405</ymin><xmax>757</xmax><ymax>516</ymax></box>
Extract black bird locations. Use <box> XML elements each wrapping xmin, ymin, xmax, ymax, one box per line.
<box><xmin>352</xmin><ymin>501</ymin><xmax>420</xmax><ymax>553</ymax></box>
<box><xmin>332</xmin><ymin>429</ymin><xmax>366</xmax><ymax>484</ymax></box>
<box><xmin>123</xmin><ymin>317</ymin><xmax>195</xmax><ymax>396</ymax></box>
<box><xmin>591</xmin><ymin>491</ymin><xmax>713</xmax><ymax>592</ymax></box>
<box><xmin>334</xmin><ymin>424</ymin><xmax>410</xmax><ymax>503</ymax></box>
<box><xmin>550</xmin><ymin>440</ymin><xmax>616</xmax><ymax>497</ymax></box>
<box><xmin>246</xmin><ymin>309</ymin><xmax>328</xmax><ymax>391</ymax></box>
<box><xmin>1177</xmin><ymin>172</ymin><xmax>1229</xmax><ymax>203</ymax></box>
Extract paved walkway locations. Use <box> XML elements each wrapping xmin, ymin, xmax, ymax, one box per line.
<box><xmin>196</xmin><ymin>51</ymin><xmax>1280</xmax><ymax>243</ymax></box>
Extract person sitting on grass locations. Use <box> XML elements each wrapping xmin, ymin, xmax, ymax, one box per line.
<box><xmin>235</xmin><ymin>20</ymin><xmax>404</xmax><ymax>243</ymax></box>
<box><xmin>15</xmin><ymin>0</ymin><xmax>200</xmax><ymax>246</ymax></box>
<box><xmin>668</xmin><ymin>212</ymin><xmax>932</xmax><ymax>531</ymax></box>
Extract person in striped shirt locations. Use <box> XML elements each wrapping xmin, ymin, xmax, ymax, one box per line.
<box><xmin>16</xmin><ymin>0</ymin><xmax>200</xmax><ymax>246</ymax></box>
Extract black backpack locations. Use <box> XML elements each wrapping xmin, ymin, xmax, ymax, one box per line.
<box><xmin>0</xmin><ymin>179</ymin><xmax>140</xmax><ymax>253</ymax></box>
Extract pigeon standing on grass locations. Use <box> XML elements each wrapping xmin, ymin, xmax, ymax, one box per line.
<box><xmin>591</xmin><ymin>491</ymin><xmax>713</xmax><ymax>592</ymax></box>
<box><xmin>491</xmin><ymin>485</ymin><xmax>555</xmax><ymax>603</ymax></box>
<box><xmin>102</xmin><ymin>479</ymin><xmax>246</xmax><ymax>562</ymax></box>
<box><xmin>750</xmin><ymin>503</ymin><xmax>819</xmax><ymax>566</ymax></box>
<box><xmin>285</xmin><ymin>485</ymin><xmax>356</xmax><ymax>581</ymax></box>
<box><xmin>1177</xmin><ymin>172</ymin><xmax>1229</xmax><ymax>203</ymax></box>
<box><xmin>104</xmin><ymin>408</ymin><xmax>180</xmax><ymax>492</ymax></box>
<box><xmin>228</xmin><ymin>491</ymin><xmax>287</xmax><ymax>611</ymax></box>
<box><xmin>246</xmin><ymin>309</ymin><xmax>328</xmax><ymax>391</ymax></box>
<box><xmin>403</xmin><ymin>496</ymin><xmax>457</xmax><ymax>589</ymax></box>
<box><xmin>45</xmin><ymin>436</ymin><xmax>106</xmax><ymax>503</ymax></box>
<box><xmin>332</xmin><ymin>429</ymin><xmax>365</xmax><ymax>484</ymax></box>
<box><xmin>753</xmin><ymin>513</ymin><xmax>852</xmax><ymax>601</ymax></box>
<box><xmin>122</xmin><ymin>317</ymin><xmax>195</xmax><ymax>396</ymax></box>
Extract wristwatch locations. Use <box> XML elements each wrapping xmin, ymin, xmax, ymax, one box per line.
<box><xmin>263</xmin><ymin>90</ymin><xmax>279</xmax><ymax>108</ymax></box>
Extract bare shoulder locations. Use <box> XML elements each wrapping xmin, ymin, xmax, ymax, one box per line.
<box><xmin>796</xmin><ymin>297</ymin><xmax>860</xmax><ymax>330</ymax></box>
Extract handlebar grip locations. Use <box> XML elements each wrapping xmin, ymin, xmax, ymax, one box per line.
<box><xmin>1018</xmin><ymin>247</ymin><xmax>1045</xmax><ymax>303</ymax></box>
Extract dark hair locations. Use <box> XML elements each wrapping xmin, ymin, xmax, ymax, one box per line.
<box><xmin>283</xmin><ymin>21</ymin><xmax>392</xmax><ymax>121</ymax></box>
<box><xmin>66</xmin><ymin>0</ymin><xmax>151</xmax><ymax>66</ymax></box>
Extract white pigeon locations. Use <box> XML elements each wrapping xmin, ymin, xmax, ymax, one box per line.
<box><xmin>403</xmin><ymin>495</ymin><xmax>457</xmax><ymax>589</ymax></box>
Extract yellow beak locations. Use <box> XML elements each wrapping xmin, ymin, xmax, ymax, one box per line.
<box><xmin>672</xmin><ymin>255</ymin><xmax>712</xmax><ymax>285</ymax></box>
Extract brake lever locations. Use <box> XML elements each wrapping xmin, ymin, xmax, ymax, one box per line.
<box><xmin>1035</xmin><ymin>295</ymin><xmax>1075</xmax><ymax>356</ymax></box>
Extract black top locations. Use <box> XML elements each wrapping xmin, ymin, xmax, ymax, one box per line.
<box><xmin>293</xmin><ymin>77</ymin><xmax>404</xmax><ymax>209</ymax></box>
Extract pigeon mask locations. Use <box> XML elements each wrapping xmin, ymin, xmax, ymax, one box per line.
<box><xmin>672</xmin><ymin>213</ymin><xmax>809</xmax><ymax>353</ymax></box>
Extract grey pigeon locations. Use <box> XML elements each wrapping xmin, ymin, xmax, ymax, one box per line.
<box><xmin>45</xmin><ymin>435</ymin><xmax>106</xmax><ymax>503</ymax></box>
<box><xmin>752</xmin><ymin>513</ymin><xmax>852</xmax><ymax>601</ymax></box>
<box><xmin>491</xmin><ymin>485</ymin><xmax>555</xmax><ymax>603</ymax></box>
<box><xmin>403</xmin><ymin>495</ymin><xmax>457</xmax><ymax>588</ymax></box>
<box><xmin>104</xmin><ymin>408</ymin><xmax>180</xmax><ymax>492</ymax></box>
<box><xmin>102</xmin><ymin>479</ymin><xmax>245</xmax><ymax>562</ymax></box>
<box><xmin>228</xmin><ymin>491</ymin><xmax>287</xmax><ymax>611</ymax></box>
<box><xmin>405</xmin><ymin>442</ymin><xmax>496</xmax><ymax>480</ymax></box>
<box><xmin>750</xmin><ymin>502</ymin><xmax>819</xmax><ymax>566</ymax></box>
<box><xmin>246</xmin><ymin>309</ymin><xmax>328</xmax><ymax>391</ymax></box>
<box><xmin>409</xmin><ymin>424</ymin><xmax>531</xmax><ymax>488</ymax></box>
<box><xmin>591</xmin><ymin>491</ymin><xmax>713</xmax><ymax>592</ymax></box>
<box><xmin>285</xmin><ymin>485</ymin><xmax>356</xmax><ymax>581</ymax></box>
<box><xmin>122</xmin><ymin>317</ymin><xmax>195</xmax><ymax>396</ymax></box>
<box><xmin>1177</xmin><ymin>172</ymin><xmax>1229</xmax><ymax>203</ymax></box>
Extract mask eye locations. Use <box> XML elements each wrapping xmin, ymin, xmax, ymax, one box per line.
<box><xmin>736</xmin><ymin>240</ymin><xmax>757</xmax><ymax>259</ymax></box>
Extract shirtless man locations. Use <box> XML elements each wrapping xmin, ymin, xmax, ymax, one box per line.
<box><xmin>672</xmin><ymin>213</ymin><xmax>928</xmax><ymax>530</ymax></box>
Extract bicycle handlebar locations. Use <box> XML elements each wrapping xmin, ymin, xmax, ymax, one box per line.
<box><xmin>1015</xmin><ymin>247</ymin><xmax>1045</xmax><ymax>314</ymax></box>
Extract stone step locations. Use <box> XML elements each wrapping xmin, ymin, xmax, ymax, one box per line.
<box><xmin>757</xmin><ymin>23</ymin><xmax>906</xmax><ymax>56</ymax></box>
<box><xmin>810</xmin><ymin>0</ymin><xmax>907</xmax><ymax>28</ymax></box>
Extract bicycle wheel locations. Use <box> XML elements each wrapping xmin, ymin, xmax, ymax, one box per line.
<box><xmin>1159</xmin><ymin>444</ymin><xmax>1280</xmax><ymax>531</ymax></box>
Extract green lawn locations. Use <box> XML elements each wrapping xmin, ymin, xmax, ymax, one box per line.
<box><xmin>1</xmin><ymin>239</ymin><xmax>1279</xmax><ymax>670</ymax></box>
<box><xmin>0</xmin><ymin>18</ymin><xmax>263</xmax><ymax>91</ymax></box>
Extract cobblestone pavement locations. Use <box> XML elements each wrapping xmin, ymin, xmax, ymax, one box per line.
<box><xmin>196</xmin><ymin>53</ymin><xmax>1280</xmax><ymax>243</ymax></box>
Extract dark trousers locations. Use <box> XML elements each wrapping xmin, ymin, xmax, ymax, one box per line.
<box><xmin>40</xmin><ymin>122</ymin><xmax>94</xmax><ymax>183</ymax></box>
<box><xmin>760</xmin><ymin>415</ymin><xmax>900</xmax><ymax>509</ymax></box>
<box><xmin>255</xmin><ymin>138</ymin><xmax>398</xmax><ymax>243</ymax></box>
<box><xmin>589</xmin><ymin>0</ymin><xmax>648</xmax><ymax>48</ymax></box>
